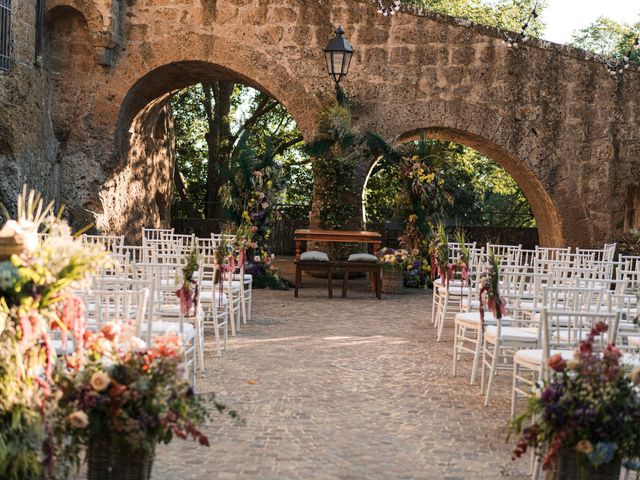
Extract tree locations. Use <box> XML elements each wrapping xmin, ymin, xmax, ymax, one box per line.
<box><xmin>171</xmin><ymin>84</ymin><xmax>304</xmax><ymax>219</ymax></box>
<box><xmin>403</xmin><ymin>0</ymin><xmax>547</xmax><ymax>35</ymax></box>
<box><xmin>571</xmin><ymin>17</ymin><xmax>640</xmax><ymax>62</ymax></box>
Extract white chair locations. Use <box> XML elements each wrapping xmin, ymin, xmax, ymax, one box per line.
<box><xmin>82</xmin><ymin>234</ymin><xmax>125</xmax><ymax>254</ymax></box>
<box><xmin>510</xmin><ymin>286</ymin><xmax>615</xmax><ymax>419</ymax></box>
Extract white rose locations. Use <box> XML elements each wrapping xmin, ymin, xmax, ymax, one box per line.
<box><xmin>127</xmin><ymin>336</ymin><xmax>147</xmax><ymax>352</ymax></box>
<box><xmin>67</xmin><ymin>411</ymin><xmax>89</xmax><ymax>429</ymax></box>
<box><xmin>89</xmin><ymin>371</ymin><xmax>111</xmax><ymax>392</ymax></box>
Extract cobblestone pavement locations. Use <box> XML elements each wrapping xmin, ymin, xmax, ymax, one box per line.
<box><xmin>153</xmin><ymin>274</ymin><xmax>529</xmax><ymax>480</ymax></box>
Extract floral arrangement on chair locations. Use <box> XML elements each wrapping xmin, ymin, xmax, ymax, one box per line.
<box><xmin>54</xmin><ymin>329</ymin><xmax>234</xmax><ymax>479</ymax></box>
<box><xmin>454</xmin><ymin>228</ymin><xmax>470</xmax><ymax>283</ymax></box>
<box><xmin>477</xmin><ymin>252</ymin><xmax>506</xmax><ymax>323</ymax></box>
<box><xmin>429</xmin><ymin>223</ymin><xmax>455</xmax><ymax>285</ymax></box>
<box><xmin>175</xmin><ymin>248</ymin><xmax>200</xmax><ymax>316</ymax></box>
<box><xmin>0</xmin><ymin>187</ymin><xmax>108</xmax><ymax>479</ymax></box>
<box><xmin>510</xmin><ymin>322</ymin><xmax>640</xmax><ymax>477</ymax></box>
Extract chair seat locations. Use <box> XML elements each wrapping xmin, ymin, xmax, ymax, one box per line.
<box><xmin>439</xmin><ymin>286</ymin><xmax>471</xmax><ymax>297</ymax></box>
<box><xmin>232</xmin><ymin>273</ymin><xmax>253</xmax><ymax>283</ymax></box>
<box><xmin>454</xmin><ymin>311</ymin><xmax>513</xmax><ymax>328</ymax></box>
<box><xmin>159</xmin><ymin>304</ymin><xmax>205</xmax><ymax>318</ymax></box>
<box><xmin>626</xmin><ymin>336</ymin><xmax>640</xmax><ymax>346</ymax></box>
<box><xmin>201</xmin><ymin>280</ymin><xmax>241</xmax><ymax>291</ymax></box>
<box><xmin>144</xmin><ymin>321</ymin><xmax>196</xmax><ymax>341</ymax></box>
<box><xmin>199</xmin><ymin>292</ymin><xmax>229</xmax><ymax>306</ymax></box>
<box><xmin>514</xmin><ymin>348</ymin><xmax>573</xmax><ymax>367</ymax></box>
<box><xmin>484</xmin><ymin>326</ymin><xmax>538</xmax><ymax>343</ymax></box>
<box><xmin>461</xmin><ymin>298</ymin><xmax>480</xmax><ymax>310</ymax></box>
<box><xmin>434</xmin><ymin>278</ymin><xmax>465</xmax><ymax>288</ymax></box>
<box><xmin>622</xmin><ymin>353</ymin><xmax>640</xmax><ymax>367</ymax></box>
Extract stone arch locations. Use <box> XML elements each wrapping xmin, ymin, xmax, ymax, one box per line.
<box><xmin>44</xmin><ymin>1</ymin><xmax>104</xmax><ymax>36</ymax></box>
<box><xmin>360</xmin><ymin>126</ymin><xmax>567</xmax><ymax>247</ymax></box>
<box><xmin>97</xmin><ymin>59</ymin><xmax>316</xmax><ymax>240</ymax></box>
<box><xmin>44</xmin><ymin>5</ymin><xmax>94</xmax><ymax>142</ymax></box>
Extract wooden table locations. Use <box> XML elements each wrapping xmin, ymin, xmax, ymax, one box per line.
<box><xmin>293</xmin><ymin>229</ymin><xmax>383</xmax><ymax>261</ymax></box>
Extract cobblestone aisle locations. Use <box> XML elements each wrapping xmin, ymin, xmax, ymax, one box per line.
<box><xmin>153</xmin><ymin>285</ymin><xmax>528</xmax><ymax>479</ymax></box>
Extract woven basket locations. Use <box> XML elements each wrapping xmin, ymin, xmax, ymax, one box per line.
<box><xmin>544</xmin><ymin>449</ymin><xmax>621</xmax><ymax>480</ymax></box>
<box><xmin>0</xmin><ymin>236</ymin><xmax>25</xmax><ymax>261</ymax></box>
<box><xmin>87</xmin><ymin>437</ymin><xmax>155</xmax><ymax>480</ymax></box>
<box><xmin>381</xmin><ymin>267</ymin><xmax>404</xmax><ymax>294</ymax></box>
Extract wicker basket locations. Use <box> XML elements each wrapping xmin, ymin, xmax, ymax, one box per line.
<box><xmin>381</xmin><ymin>267</ymin><xmax>404</xmax><ymax>294</ymax></box>
<box><xmin>0</xmin><ymin>236</ymin><xmax>25</xmax><ymax>261</ymax></box>
<box><xmin>544</xmin><ymin>449</ymin><xmax>621</xmax><ymax>480</ymax></box>
<box><xmin>87</xmin><ymin>437</ymin><xmax>155</xmax><ymax>480</ymax></box>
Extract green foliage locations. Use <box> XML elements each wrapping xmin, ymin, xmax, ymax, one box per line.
<box><xmin>403</xmin><ymin>0</ymin><xmax>547</xmax><ymax>34</ymax></box>
<box><xmin>571</xmin><ymin>17</ymin><xmax>640</xmax><ymax>62</ymax></box>
<box><xmin>364</xmin><ymin>139</ymin><xmax>535</xmax><ymax>229</ymax></box>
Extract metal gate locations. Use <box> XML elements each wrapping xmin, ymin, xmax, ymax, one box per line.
<box><xmin>0</xmin><ymin>0</ymin><xmax>10</xmax><ymax>72</ymax></box>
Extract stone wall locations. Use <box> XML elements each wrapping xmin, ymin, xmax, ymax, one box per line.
<box><xmin>0</xmin><ymin>0</ymin><xmax>57</xmax><ymax>215</ymax></box>
<box><xmin>1</xmin><ymin>0</ymin><xmax>639</xmax><ymax>246</ymax></box>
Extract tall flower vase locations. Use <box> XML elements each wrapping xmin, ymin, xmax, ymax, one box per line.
<box><xmin>544</xmin><ymin>450</ymin><xmax>621</xmax><ymax>480</ymax></box>
<box><xmin>88</xmin><ymin>436</ymin><xmax>155</xmax><ymax>480</ymax></box>
<box><xmin>381</xmin><ymin>267</ymin><xmax>404</xmax><ymax>294</ymax></box>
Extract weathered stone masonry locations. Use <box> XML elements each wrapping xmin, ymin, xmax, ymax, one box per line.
<box><xmin>1</xmin><ymin>0</ymin><xmax>639</xmax><ymax>246</ymax></box>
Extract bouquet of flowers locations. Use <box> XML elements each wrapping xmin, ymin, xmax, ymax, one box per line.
<box><xmin>0</xmin><ymin>188</ymin><xmax>108</xmax><ymax>479</ymax></box>
<box><xmin>404</xmin><ymin>255</ymin><xmax>431</xmax><ymax>288</ymax></box>
<box><xmin>477</xmin><ymin>252</ymin><xmax>506</xmax><ymax>323</ymax></box>
<box><xmin>511</xmin><ymin>323</ymin><xmax>640</xmax><ymax>476</ymax></box>
<box><xmin>54</xmin><ymin>327</ymin><xmax>233</xmax><ymax>478</ymax></box>
<box><xmin>375</xmin><ymin>247</ymin><xmax>411</xmax><ymax>271</ymax></box>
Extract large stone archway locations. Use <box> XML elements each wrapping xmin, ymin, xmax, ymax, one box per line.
<box><xmin>2</xmin><ymin>0</ymin><xmax>639</xmax><ymax>246</ymax></box>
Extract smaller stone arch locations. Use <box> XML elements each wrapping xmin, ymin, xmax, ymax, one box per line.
<box><xmin>361</xmin><ymin>127</ymin><xmax>567</xmax><ymax>247</ymax></box>
<box><xmin>44</xmin><ymin>1</ymin><xmax>105</xmax><ymax>40</ymax></box>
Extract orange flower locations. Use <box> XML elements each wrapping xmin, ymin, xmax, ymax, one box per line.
<box><xmin>108</xmin><ymin>383</ymin><xmax>127</xmax><ymax>398</ymax></box>
<box><xmin>100</xmin><ymin>321</ymin><xmax>120</xmax><ymax>342</ymax></box>
<box><xmin>547</xmin><ymin>354</ymin><xmax>566</xmax><ymax>372</ymax></box>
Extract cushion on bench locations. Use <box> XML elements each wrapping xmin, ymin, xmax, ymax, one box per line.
<box><xmin>300</xmin><ymin>251</ymin><xmax>330</xmax><ymax>262</ymax></box>
<box><xmin>348</xmin><ymin>253</ymin><xmax>378</xmax><ymax>263</ymax></box>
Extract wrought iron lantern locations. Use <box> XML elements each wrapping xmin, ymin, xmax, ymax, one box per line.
<box><xmin>324</xmin><ymin>26</ymin><xmax>354</xmax><ymax>105</ymax></box>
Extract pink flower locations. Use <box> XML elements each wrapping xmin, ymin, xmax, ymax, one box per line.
<box><xmin>253</xmin><ymin>171</ymin><xmax>263</xmax><ymax>177</ymax></box>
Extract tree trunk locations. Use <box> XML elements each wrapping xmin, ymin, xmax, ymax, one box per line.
<box><xmin>203</xmin><ymin>81</ymin><xmax>234</xmax><ymax>219</ymax></box>
<box><xmin>173</xmin><ymin>168</ymin><xmax>200</xmax><ymax>219</ymax></box>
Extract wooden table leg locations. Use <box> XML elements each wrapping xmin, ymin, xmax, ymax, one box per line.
<box><xmin>376</xmin><ymin>269</ymin><xmax>381</xmax><ymax>300</ymax></box>
<box><xmin>342</xmin><ymin>269</ymin><xmax>349</xmax><ymax>298</ymax></box>
<box><xmin>328</xmin><ymin>268</ymin><xmax>333</xmax><ymax>299</ymax></box>
<box><xmin>295</xmin><ymin>263</ymin><xmax>301</xmax><ymax>298</ymax></box>
<box><xmin>295</xmin><ymin>240</ymin><xmax>302</xmax><ymax>262</ymax></box>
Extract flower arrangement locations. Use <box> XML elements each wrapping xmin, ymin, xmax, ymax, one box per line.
<box><xmin>511</xmin><ymin>323</ymin><xmax>640</xmax><ymax>476</ymax></box>
<box><xmin>0</xmin><ymin>188</ymin><xmax>108</xmax><ymax>479</ymax></box>
<box><xmin>175</xmin><ymin>248</ymin><xmax>200</xmax><ymax>316</ymax></box>
<box><xmin>477</xmin><ymin>252</ymin><xmax>506</xmax><ymax>323</ymax></box>
<box><xmin>375</xmin><ymin>247</ymin><xmax>411</xmax><ymax>270</ymax></box>
<box><xmin>54</xmin><ymin>328</ymin><xmax>232</xmax><ymax>478</ymax></box>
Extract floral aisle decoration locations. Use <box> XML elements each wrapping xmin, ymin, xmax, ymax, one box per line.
<box><xmin>510</xmin><ymin>323</ymin><xmax>640</xmax><ymax>479</ymax></box>
<box><xmin>429</xmin><ymin>223</ymin><xmax>456</xmax><ymax>286</ymax></box>
<box><xmin>55</xmin><ymin>329</ymin><xmax>235</xmax><ymax>480</ymax></box>
<box><xmin>0</xmin><ymin>187</ymin><xmax>108</xmax><ymax>479</ymax></box>
<box><xmin>376</xmin><ymin>247</ymin><xmax>411</xmax><ymax>293</ymax></box>
<box><xmin>454</xmin><ymin>228</ymin><xmax>471</xmax><ymax>284</ymax></box>
<box><xmin>175</xmin><ymin>248</ymin><xmax>200</xmax><ymax>316</ymax></box>
<box><xmin>477</xmin><ymin>252</ymin><xmax>506</xmax><ymax>325</ymax></box>
<box><xmin>398</xmin><ymin>214</ymin><xmax>430</xmax><ymax>288</ymax></box>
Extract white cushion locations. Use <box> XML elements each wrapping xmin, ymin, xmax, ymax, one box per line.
<box><xmin>159</xmin><ymin>304</ymin><xmax>204</xmax><ymax>319</ymax></box>
<box><xmin>621</xmin><ymin>353</ymin><xmax>640</xmax><ymax>367</ymax></box>
<box><xmin>300</xmin><ymin>251</ymin><xmax>330</xmax><ymax>262</ymax></box>
<box><xmin>348</xmin><ymin>253</ymin><xmax>378</xmax><ymax>263</ymax></box>
<box><xmin>199</xmin><ymin>292</ymin><xmax>229</xmax><ymax>306</ymax></box>
<box><xmin>144</xmin><ymin>321</ymin><xmax>195</xmax><ymax>341</ymax></box>
<box><xmin>454</xmin><ymin>311</ymin><xmax>513</xmax><ymax>328</ymax></box>
<box><xmin>484</xmin><ymin>326</ymin><xmax>538</xmax><ymax>343</ymax></box>
<box><xmin>232</xmin><ymin>274</ymin><xmax>253</xmax><ymax>283</ymax></box>
<box><xmin>461</xmin><ymin>299</ymin><xmax>480</xmax><ymax>310</ymax></box>
<box><xmin>434</xmin><ymin>278</ymin><xmax>465</xmax><ymax>288</ymax></box>
<box><xmin>514</xmin><ymin>348</ymin><xmax>574</xmax><ymax>367</ymax></box>
<box><xmin>628</xmin><ymin>336</ymin><xmax>640</xmax><ymax>346</ymax></box>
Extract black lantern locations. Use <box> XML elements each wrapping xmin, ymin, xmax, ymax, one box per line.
<box><xmin>324</xmin><ymin>26</ymin><xmax>354</xmax><ymax>105</ymax></box>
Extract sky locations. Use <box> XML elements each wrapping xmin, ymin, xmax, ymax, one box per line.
<box><xmin>541</xmin><ymin>0</ymin><xmax>640</xmax><ymax>45</ymax></box>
